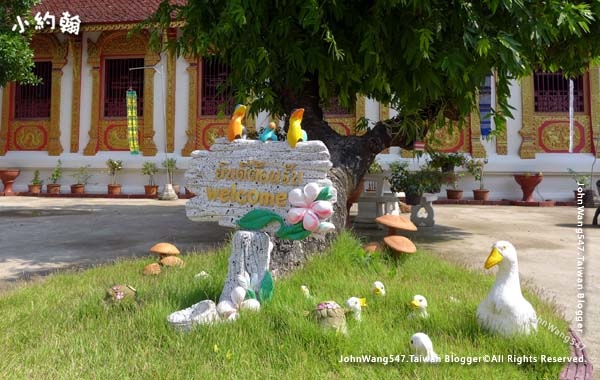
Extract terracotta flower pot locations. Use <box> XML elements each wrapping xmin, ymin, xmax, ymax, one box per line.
<box><xmin>446</xmin><ymin>189</ymin><xmax>463</xmax><ymax>200</ymax></box>
<box><xmin>144</xmin><ymin>185</ymin><xmax>159</xmax><ymax>196</ymax></box>
<box><xmin>71</xmin><ymin>184</ymin><xmax>85</xmax><ymax>194</ymax></box>
<box><xmin>46</xmin><ymin>183</ymin><xmax>61</xmax><ymax>194</ymax></box>
<box><xmin>0</xmin><ymin>168</ymin><xmax>20</xmax><ymax>195</ymax></box>
<box><xmin>28</xmin><ymin>184</ymin><xmax>42</xmax><ymax>194</ymax></box>
<box><xmin>107</xmin><ymin>184</ymin><xmax>122</xmax><ymax>195</ymax></box>
<box><xmin>514</xmin><ymin>174</ymin><xmax>543</xmax><ymax>202</ymax></box>
<box><xmin>473</xmin><ymin>189</ymin><xmax>490</xmax><ymax>201</ymax></box>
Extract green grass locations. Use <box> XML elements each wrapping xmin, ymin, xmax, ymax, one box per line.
<box><xmin>0</xmin><ymin>232</ymin><xmax>569</xmax><ymax>379</ymax></box>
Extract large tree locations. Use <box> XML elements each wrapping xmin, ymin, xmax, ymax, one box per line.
<box><xmin>149</xmin><ymin>0</ymin><xmax>600</xmax><ymax>227</ymax></box>
<box><xmin>0</xmin><ymin>0</ymin><xmax>40</xmax><ymax>86</ymax></box>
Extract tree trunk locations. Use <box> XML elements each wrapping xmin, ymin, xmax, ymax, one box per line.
<box><xmin>267</xmin><ymin>75</ymin><xmax>427</xmax><ymax>276</ymax></box>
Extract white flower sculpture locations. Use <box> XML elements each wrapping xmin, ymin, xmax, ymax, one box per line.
<box><xmin>236</xmin><ymin>182</ymin><xmax>337</xmax><ymax>240</ymax></box>
<box><xmin>216</xmin><ymin>286</ymin><xmax>261</xmax><ymax>321</ymax></box>
<box><xmin>286</xmin><ymin>183</ymin><xmax>336</xmax><ymax>233</ymax></box>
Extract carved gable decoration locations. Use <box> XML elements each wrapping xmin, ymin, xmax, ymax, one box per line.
<box><xmin>186</xmin><ymin>138</ymin><xmax>333</xmax><ymax>228</ymax></box>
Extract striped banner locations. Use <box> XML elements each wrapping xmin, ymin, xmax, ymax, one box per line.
<box><xmin>126</xmin><ymin>89</ymin><xmax>140</xmax><ymax>155</ymax></box>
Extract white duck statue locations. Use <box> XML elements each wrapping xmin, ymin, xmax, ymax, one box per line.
<box><xmin>410</xmin><ymin>332</ymin><xmax>440</xmax><ymax>363</ymax></box>
<box><xmin>477</xmin><ymin>241</ymin><xmax>538</xmax><ymax>336</ymax></box>
<box><xmin>409</xmin><ymin>295</ymin><xmax>429</xmax><ymax>319</ymax></box>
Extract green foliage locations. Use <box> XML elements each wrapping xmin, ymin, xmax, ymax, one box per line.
<box><xmin>388</xmin><ymin>161</ymin><xmax>443</xmax><ymax>196</ymax></box>
<box><xmin>71</xmin><ymin>165</ymin><xmax>92</xmax><ymax>185</ymax></box>
<box><xmin>106</xmin><ymin>159</ymin><xmax>123</xmax><ymax>185</ymax></box>
<box><xmin>30</xmin><ymin>170</ymin><xmax>42</xmax><ymax>185</ymax></box>
<box><xmin>367</xmin><ymin>160</ymin><xmax>384</xmax><ymax>174</ymax></box>
<box><xmin>141</xmin><ymin>162</ymin><xmax>159</xmax><ymax>186</ymax></box>
<box><xmin>427</xmin><ymin>152</ymin><xmax>466</xmax><ymax>172</ymax></box>
<box><xmin>47</xmin><ymin>159</ymin><xmax>62</xmax><ymax>184</ymax></box>
<box><xmin>0</xmin><ymin>0</ymin><xmax>41</xmax><ymax>86</ymax></box>
<box><xmin>161</xmin><ymin>157</ymin><xmax>177</xmax><ymax>184</ymax></box>
<box><xmin>567</xmin><ymin>168</ymin><xmax>591</xmax><ymax>188</ymax></box>
<box><xmin>0</xmin><ymin>233</ymin><xmax>570</xmax><ymax>379</ymax></box>
<box><xmin>465</xmin><ymin>158</ymin><xmax>488</xmax><ymax>190</ymax></box>
<box><xmin>145</xmin><ymin>0</ymin><xmax>600</xmax><ymax>142</ymax></box>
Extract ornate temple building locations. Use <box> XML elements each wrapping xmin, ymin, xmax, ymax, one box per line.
<box><xmin>0</xmin><ymin>0</ymin><xmax>598</xmax><ymax>202</ymax></box>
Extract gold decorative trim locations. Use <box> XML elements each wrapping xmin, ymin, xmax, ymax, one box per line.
<box><xmin>519</xmin><ymin>76</ymin><xmax>537</xmax><ymax>159</ymax></box>
<box><xmin>589</xmin><ymin>66</ymin><xmax>600</xmax><ymax>158</ymax></box>
<box><xmin>166</xmin><ymin>47</ymin><xmax>176</xmax><ymax>153</ymax></box>
<box><xmin>83</xmin><ymin>30</ymin><xmax>157</xmax><ymax>155</ymax></box>
<box><xmin>69</xmin><ymin>35</ymin><xmax>83</xmax><ymax>153</ymax></box>
<box><xmin>0</xmin><ymin>87</ymin><xmax>9</xmax><ymax>155</ymax></box>
<box><xmin>379</xmin><ymin>103</ymin><xmax>389</xmax><ymax>121</ymax></box>
<box><xmin>469</xmin><ymin>97</ymin><xmax>486</xmax><ymax>158</ymax></box>
<box><xmin>182</xmin><ymin>56</ymin><xmax>198</xmax><ymax>156</ymax></box>
<box><xmin>83</xmin><ymin>39</ymin><xmax>100</xmax><ymax>155</ymax></box>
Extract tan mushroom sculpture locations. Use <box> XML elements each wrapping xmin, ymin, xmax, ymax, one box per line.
<box><xmin>149</xmin><ymin>242</ymin><xmax>184</xmax><ymax>270</ymax></box>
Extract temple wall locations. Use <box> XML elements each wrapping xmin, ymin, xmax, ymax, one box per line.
<box><xmin>0</xmin><ymin>32</ymin><xmax>598</xmax><ymax>201</ymax></box>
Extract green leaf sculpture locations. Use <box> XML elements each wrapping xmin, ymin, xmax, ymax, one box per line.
<box><xmin>316</xmin><ymin>186</ymin><xmax>335</xmax><ymax>201</ymax></box>
<box><xmin>259</xmin><ymin>271</ymin><xmax>274</xmax><ymax>303</ymax></box>
<box><xmin>237</xmin><ymin>209</ymin><xmax>284</xmax><ymax>230</ymax></box>
<box><xmin>245</xmin><ymin>288</ymin><xmax>257</xmax><ymax>300</ymax></box>
<box><xmin>276</xmin><ymin>222</ymin><xmax>311</xmax><ymax>240</ymax></box>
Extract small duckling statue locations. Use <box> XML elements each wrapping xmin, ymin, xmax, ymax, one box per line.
<box><xmin>372</xmin><ymin>281</ymin><xmax>386</xmax><ymax>297</ymax></box>
<box><xmin>346</xmin><ymin>297</ymin><xmax>367</xmax><ymax>321</ymax></box>
<box><xmin>409</xmin><ymin>295</ymin><xmax>429</xmax><ymax>319</ymax></box>
<box><xmin>410</xmin><ymin>333</ymin><xmax>441</xmax><ymax>363</ymax></box>
<box><xmin>259</xmin><ymin>121</ymin><xmax>279</xmax><ymax>142</ymax></box>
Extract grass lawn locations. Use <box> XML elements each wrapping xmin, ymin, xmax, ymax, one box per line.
<box><xmin>0</xmin><ymin>232</ymin><xmax>569</xmax><ymax>379</ymax></box>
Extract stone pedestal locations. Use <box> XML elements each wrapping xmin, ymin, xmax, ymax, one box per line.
<box><xmin>220</xmin><ymin>230</ymin><xmax>272</xmax><ymax>303</ymax></box>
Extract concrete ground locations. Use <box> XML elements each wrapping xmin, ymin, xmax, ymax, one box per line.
<box><xmin>0</xmin><ymin>196</ymin><xmax>598</xmax><ymax>365</ymax></box>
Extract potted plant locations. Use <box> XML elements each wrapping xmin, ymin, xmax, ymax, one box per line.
<box><xmin>364</xmin><ymin>160</ymin><xmax>385</xmax><ymax>193</ymax></box>
<box><xmin>567</xmin><ymin>168</ymin><xmax>593</xmax><ymax>204</ymax></box>
<box><xmin>444</xmin><ymin>172</ymin><xmax>464</xmax><ymax>200</ymax></box>
<box><xmin>388</xmin><ymin>161</ymin><xmax>442</xmax><ymax>205</ymax></box>
<box><xmin>70</xmin><ymin>165</ymin><xmax>92</xmax><ymax>194</ymax></box>
<box><xmin>513</xmin><ymin>171</ymin><xmax>543</xmax><ymax>202</ymax></box>
<box><xmin>106</xmin><ymin>159</ymin><xmax>123</xmax><ymax>195</ymax></box>
<box><xmin>427</xmin><ymin>152</ymin><xmax>466</xmax><ymax>173</ymax></box>
<box><xmin>161</xmin><ymin>157</ymin><xmax>178</xmax><ymax>194</ymax></box>
<box><xmin>46</xmin><ymin>160</ymin><xmax>62</xmax><ymax>194</ymax></box>
<box><xmin>142</xmin><ymin>161</ymin><xmax>159</xmax><ymax>196</ymax></box>
<box><xmin>28</xmin><ymin>170</ymin><xmax>43</xmax><ymax>194</ymax></box>
<box><xmin>465</xmin><ymin>158</ymin><xmax>490</xmax><ymax>201</ymax></box>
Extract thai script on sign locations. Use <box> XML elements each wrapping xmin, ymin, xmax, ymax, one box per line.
<box><xmin>214</xmin><ymin>161</ymin><xmax>304</xmax><ymax>186</ymax></box>
<box><xmin>13</xmin><ymin>11</ymin><xmax>81</xmax><ymax>35</ymax></box>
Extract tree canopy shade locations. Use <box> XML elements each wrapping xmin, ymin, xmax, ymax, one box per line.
<box><xmin>147</xmin><ymin>0</ymin><xmax>600</xmax><ymax>225</ymax></box>
<box><xmin>0</xmin><ymin>0</ymin><xmax>40</xmax><ymax>86</ymax></box>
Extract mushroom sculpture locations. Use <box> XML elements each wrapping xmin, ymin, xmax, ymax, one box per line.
<box><xmin>150</xmin><ymin>242</ymin><xmax>184</xmax><ymax>267</ymax></box>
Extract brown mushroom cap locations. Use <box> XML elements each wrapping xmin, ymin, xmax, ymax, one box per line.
<box><xmin>150</xmin><ymin>242</ymin><xmax>180</xmax><ymax>256</ymax></box>
<box><xmin>375</xmin><ymin>214</ymin><xmax>418</xmax><ymax>231</ymax></box>
<box><xmin>160</xmin><ymin>255</ymin><xmax>185</xmax><ymax>267</ymax></box>
<box><xmin>383</xmin><ymin>235</ymin><xmax>417</xmax><ymax>254</ymax></box>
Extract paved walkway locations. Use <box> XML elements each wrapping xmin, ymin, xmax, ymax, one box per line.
<box><xmin>0</xmin><ymin>196</ymin><xmax>598</xmax><ymax>365</ymax></box>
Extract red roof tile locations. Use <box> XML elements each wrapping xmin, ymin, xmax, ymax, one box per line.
<box><xmin>33</xmin><ymin>0</ymin><xmax>185</xmax><ymax>25</ymax></box>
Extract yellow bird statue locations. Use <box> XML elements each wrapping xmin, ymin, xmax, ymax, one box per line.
<box><xmin>286</xmin><ymin>108</ymin><xmax>307</xmax><ymax>148</ymax></box>
<box><xmin>227</xmin><ymin>104</ymin><xmax>247</xmax><ymax>142</ymax></box>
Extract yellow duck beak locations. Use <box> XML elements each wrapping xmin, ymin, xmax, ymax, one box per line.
<box><xmin>232</xmin><ymin>104</ymin><xmax>247</xmax><ymax>118</ymax></box>
<box><xmin>484</xmin><ymin>247</ymin><xmax>504</xmax><ymax>269</ymax></box>
<box><xmin>410</xmin><ymin>300</ymin><xmax>421</xmax><ymax>309</ymax></box>
<box><xmin>290</xmin><ymin>108</ymin><xmax>304</xmax><ymax>121</ymax></box>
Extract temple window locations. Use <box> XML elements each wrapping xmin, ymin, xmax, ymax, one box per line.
<box><xmin>200</xmin><ymin>56</ymin><xmax>233</xmax><ymax>116</ymax></box>
<box><xmin>103</xmin><ymin>58</ymin><xmax>144</xmax><ymax>118</ymax></box>
<box><xmin>14</xmin><ymin>61</ymin><xmax>52</xmax><ymax>119</ymax></box>
<box><xmin>534</xmin><ymin>71</ymin><xmax>585</xmax><ymax>113</ymax></box>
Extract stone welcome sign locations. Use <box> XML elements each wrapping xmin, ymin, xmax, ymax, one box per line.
<box><xmin>185</xmin><ymin>137</ymin><xmax>333</xmax><ymax>228</ymax></box>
